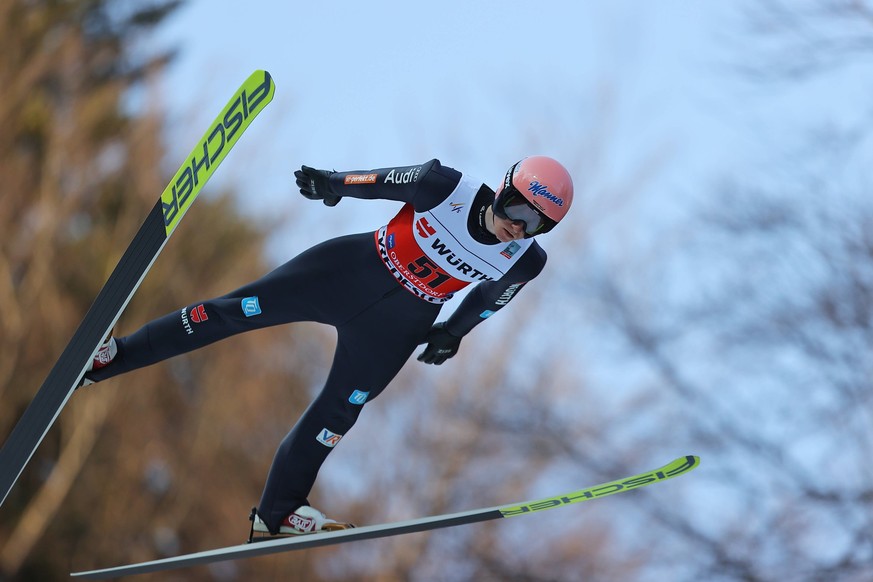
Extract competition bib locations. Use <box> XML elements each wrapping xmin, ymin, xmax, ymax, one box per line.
<box><xmin>375</xmin><ymin>175</ymin><xmax>533</xmax><ymax>303</ymax></box>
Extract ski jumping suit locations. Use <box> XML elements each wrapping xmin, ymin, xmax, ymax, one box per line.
<box><xmin>86</xmin><ymin>159</ymin><xmax>547</xmax><ymax>534</ymax></box>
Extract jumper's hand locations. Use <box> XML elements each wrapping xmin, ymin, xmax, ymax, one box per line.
<box><xmin>294</xmin><ymin>165</ymin><xmax>341</xmax><ymax>207</ymax></box>
<box><xmin>417</xmin><ymin>323</ymin><xmax>462</xmax><ymax>365</ymax></box>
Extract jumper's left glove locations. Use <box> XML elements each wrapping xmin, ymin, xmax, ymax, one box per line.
<box><xmin>294</xmin><ymin>165</ymin><xmax>341</xmax><ymax>207</ymax></box>
<box><xmin>417</xmin><ymin>323</ymin><xmax>462</xmax><ymax>365</ymax></box>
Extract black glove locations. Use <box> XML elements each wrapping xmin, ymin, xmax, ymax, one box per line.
<box><xmin>417</xmin><ymin>323</ymin><xmax>462</xmax><ymax>365</ymax></box>
<box><xmin>294</xmin><ymin>165</ymin><xmax>341</xmax><ymax>207</ymax></box>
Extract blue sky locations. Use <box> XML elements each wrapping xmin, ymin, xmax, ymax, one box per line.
<box><xmin>149</xmin><ymin>1</ymin><xmax>764</xmax><ymax>261</ymax></box>
<box><xmin>150</xmin><ymin>1</ymin><xmax>865</xmax><ymax>254</ymax></box>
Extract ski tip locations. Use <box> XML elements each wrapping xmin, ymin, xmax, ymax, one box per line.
<box><xmin>249</xmin><ymin>69</ymin><xmax>275</xmax><ymax>93</ymax></box>
<box><xmin>498</xmin><ymin>454</ymin><xmax>701</xmax><ymax>518</ymax></box>
<box><xmin>664</xmin><ymin>455</ymin><xmax>700</xmax><ymax>476</ymax></box>
<box><xmin>683</xmin><ymin>454</ymin><xmax>701</xmax><ymax>468</ymax></box>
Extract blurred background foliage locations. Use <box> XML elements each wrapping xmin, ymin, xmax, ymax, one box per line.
<box><xmin>0</xmin><ymin>1</ymin><xmax>317</xmax><ymax>579</ymax></box>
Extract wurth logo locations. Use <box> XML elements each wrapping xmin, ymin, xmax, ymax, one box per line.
<box><xmin>495</xmin><ymin>282</ymin><xmax>524</xmax><ymax>305</ymax></box>
<box><xmin>181</xmin><ymin>304</ymin><xmax>208</xmax><ymax>334</ymax></box>
<box><xmin>190</xmin><ymin>304</ymin><xmax>208</xmax><ymax>323</ymax></box>
<box><xmin>415</xmin><ymin>217</ymin><xmax>436</xmax><ymax>238</ymax></box>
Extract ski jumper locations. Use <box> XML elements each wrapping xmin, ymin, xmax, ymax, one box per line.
<box><xmin>86</xmin><ymin>159</ymin><xmax>548</xmax><ymax>534</ymax></box>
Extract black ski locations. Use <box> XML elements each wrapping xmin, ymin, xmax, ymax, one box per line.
<box><xmin>0</xmin><ymin>70</ymin><xmax>275</xmax><ymax>508</ymax></box>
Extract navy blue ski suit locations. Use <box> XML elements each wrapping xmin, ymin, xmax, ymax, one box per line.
<box><xmin>86</xmin><ymin>159</ymin><xmax>547</xmax><ymax>533</ymax></box>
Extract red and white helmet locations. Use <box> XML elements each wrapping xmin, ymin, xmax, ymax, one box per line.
<box><xmin>493</xmin><ymin>156</ymin><xmax>574</xmax><ymax>236</ymax></box>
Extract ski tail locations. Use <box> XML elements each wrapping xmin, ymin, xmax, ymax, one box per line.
<box><xmin>0</xmin><ymin>70</ymin><xmax>275</xmax><ymax>509</ymax></box>
<box><xmin>71</xmin><ymin>456</ymin><xmax>700</xmax><ymax>580</ymax></box>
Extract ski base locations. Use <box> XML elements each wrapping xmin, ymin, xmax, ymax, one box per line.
<box><xmin>71</xmin><ymin>455</ymin><xmax>699</xmax><ymax>580</ymax></box>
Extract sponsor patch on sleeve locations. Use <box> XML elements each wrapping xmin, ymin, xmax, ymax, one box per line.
<box><xmin>316</xmin><ymin>428</ymin><xmax>343</xmax><ymax>448</ymax></box>
<box><xmin>241</xmin><ymin>296</ymin><xmax>262</xmax><ymax>317</ymax></box>
<box><xmin>349</xmin><ymin>390</ymin><xmax>370</xmax><ymax>405</ymax></box>
<box><xmin>344</xmin><ymin>173</ymin><xmax>378</xmax><ymax>185</ymax></box>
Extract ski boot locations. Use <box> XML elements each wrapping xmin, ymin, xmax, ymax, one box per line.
<box><xmin>248</xmin><ymin>505</ymin><xmax>354</xmax><ymax>542</ymax></box>
<box><xmin>79</xmin><ymin>337</ymin><xmax>117</xmax><ymax>387</ymax></box>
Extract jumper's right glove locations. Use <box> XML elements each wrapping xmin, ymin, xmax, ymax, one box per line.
<box><xmin>294</xmin><ymin>165</ymin><xmax>341</xmax><ymax>207</ymax></box>
<box><xmin>417</xmin><ymin>323</ymin><xmax>462</xmax><ymax>365</ymax></box>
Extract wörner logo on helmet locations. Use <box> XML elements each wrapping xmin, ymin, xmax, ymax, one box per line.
<box><xmin>528</xmin><ymin>180</ymin><xmax>564</xmax><ymax>207</ymax></box>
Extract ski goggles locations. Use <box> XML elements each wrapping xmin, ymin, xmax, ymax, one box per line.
<box><xmin>493</xmin><ymin>165</ymin><xmax>557</xmax><ymax>236</ymax></box>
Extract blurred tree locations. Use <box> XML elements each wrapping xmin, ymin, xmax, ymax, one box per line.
<box><xmin>0</xmin><ymin>1</ymin><xmax>323</xmax><ymax>580</ymax></box>
<box><xmin>539</xmin><ymin>1</ymin><xmax>873</xmax><ymax>580</ymax></box>
<box><xmin>740</xmin><ymin>0</ymin><xmax>873</xmax><ymax>80</ymax></box>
